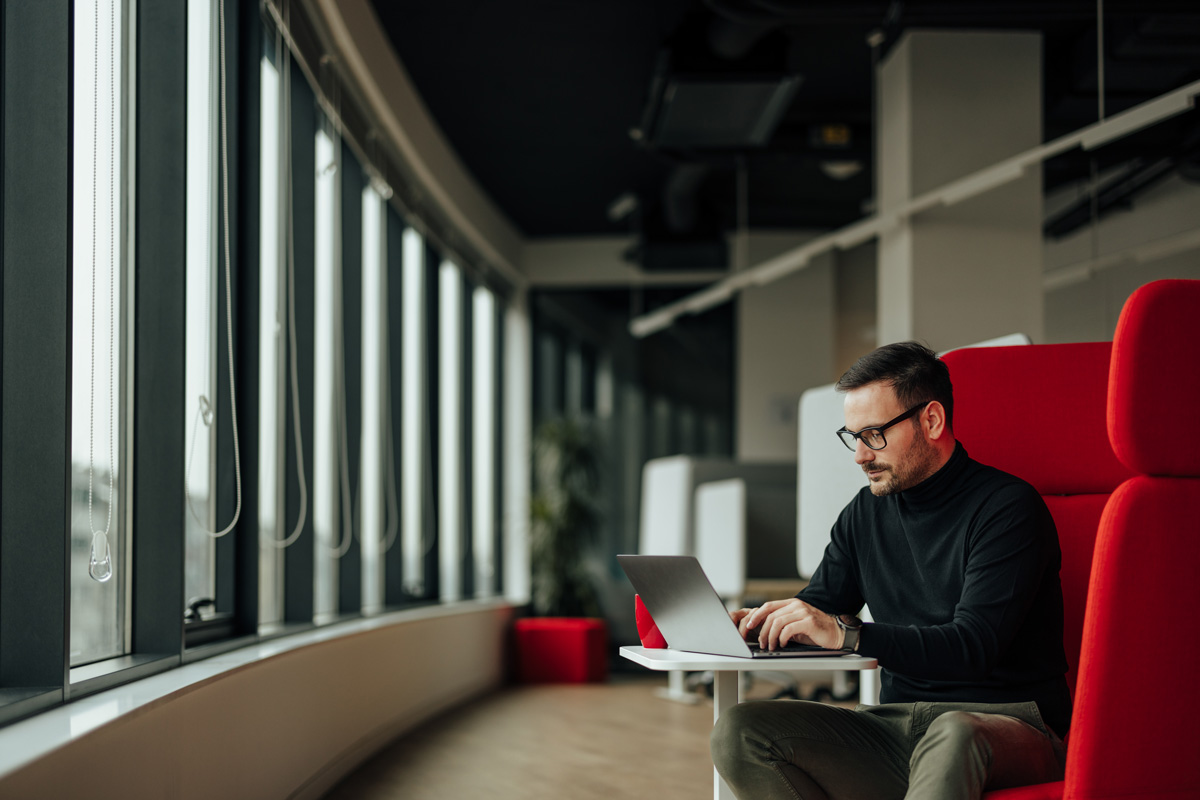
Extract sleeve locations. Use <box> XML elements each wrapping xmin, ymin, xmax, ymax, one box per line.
<box><xmin>796</xmin><ymin>497</ymin><xmax>866</xmax><ymax>617</ymax></box>
<box><xmin>858</xmin><ymin>483</ymin><xmax>1057</xmax><ymax>680</ymax></box>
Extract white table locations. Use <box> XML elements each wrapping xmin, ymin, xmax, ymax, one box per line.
<box><xmin>620</xmin><ymin>646</ymin><xmax>878</xmax><ymax>800</ymax></box>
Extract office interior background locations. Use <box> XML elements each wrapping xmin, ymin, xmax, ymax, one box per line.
<box><xmin>2</xmin><ymin>0</ymin><xmax>1200</xmax><ymax>796</ymax></box>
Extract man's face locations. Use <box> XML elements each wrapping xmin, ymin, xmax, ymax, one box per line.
<box><xmin>842</xmin><ymin>382</ymin><xmax>940</xmax><ymax>496</ymax></box>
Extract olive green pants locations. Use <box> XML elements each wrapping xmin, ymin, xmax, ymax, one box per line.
<box><xmin>710</xmin><ymin>700</ymin><xmax>1066</xmax><ymax>800</ymax></box>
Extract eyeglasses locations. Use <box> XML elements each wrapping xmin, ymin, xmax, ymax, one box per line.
<box><xmin>836</xmin><ymin>401</ymin><xmax>931</xmax><ymax>451</ymax></box>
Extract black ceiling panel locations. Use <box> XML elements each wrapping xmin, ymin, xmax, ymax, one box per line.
<box><xmin>371</xmin><ymin>0</ymin><xmax>1200</xmax><ymax>245</ymax></box>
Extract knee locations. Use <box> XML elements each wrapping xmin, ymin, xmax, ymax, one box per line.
<box><xmin>710</xmin><ymin>702</ymin><xmax>762</xmax><ymax>772</ymax></box>
<box><xmin>921</xmin><ymin>711</ymin><xmax>989</xmax><ymax>757</ymax></box>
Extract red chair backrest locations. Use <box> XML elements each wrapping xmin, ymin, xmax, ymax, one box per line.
<box><xmin>1065</xmin><ymin>279</ymin><xmax>1200</xmax><ymax>799</ymax></box>
<box><xmin>944</xmin><ymin>342</ymin><xmax>1132</xmax><ymax>700</ymax></box>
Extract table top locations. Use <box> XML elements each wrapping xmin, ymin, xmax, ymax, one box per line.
<box><xmin>620</xmin><ymin>645</ymin><xmax>878</xmax><ymax>672</ymax></box>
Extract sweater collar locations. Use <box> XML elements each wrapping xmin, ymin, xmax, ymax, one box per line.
<box><xmin>896</xmin><ymin>441</ymin><xmax>969</xmax><ymax>510</ymax></box>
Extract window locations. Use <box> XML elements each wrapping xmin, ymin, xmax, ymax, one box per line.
<box><xmin>471</xmin><ymin>286</ymin><xmax>497</xmax><ymax>598</ymax></box>
<box><xmin>70</xmin><ymin>0</ymin><xmax>129</xmax><ymax>668</ymax></box>
<box><xmin>360</xmin><ymin>184</ymin><xmax>386</xmax><ymax>613</ymax></box>
<box><xmin>401</xmin><ymin>228</ymin><xmax>430</xmax><ymax>600</ymax></box>
<box><xmin>0</xmin><ymin>0</ymin><xmax>521</xmax><ymax>729</ymax></box>
<box><xmin>257</xmin><ymin>35</ymin><xmax>287</xmax><ymax>630</ymax></box>
<box><xmin>312</xmin><ymin>125</ymin><xmax>340</xmax><ymax>621</ymax></box>
<box><xmin>184</xmin><ymin>0</ymin><xmax>219</xmax><ymax>625</ymax></box>
<box><xmin>438</xmin><ymin>260</ymin><xmax>464</xmax><ymax>601</ymax></box>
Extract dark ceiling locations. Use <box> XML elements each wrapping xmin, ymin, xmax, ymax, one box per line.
<box><xmin>370</xmin><ymin>1</ymin><xmax>1200</xmax><ymax>266</ymax></box>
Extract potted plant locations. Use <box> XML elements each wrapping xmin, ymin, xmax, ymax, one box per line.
<box><xmin>530</xmin><ymin>416</ymin><xmax>603</xmax><ymax>617</ymax></box>
<box><xmin>514</xmin><ymin>416</ymin><xmax>608</xmax><ymax>682</ymax></box>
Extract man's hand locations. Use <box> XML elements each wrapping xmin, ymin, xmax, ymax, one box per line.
<box><xmin>738</xmin><ymin>598</ymin><xmax>844</xmax><ymax>651</ymax></box>
<box><xmin>730</xmin><ymin>607</ymin><xmax>755</xmax><ymax>640</ymax></box>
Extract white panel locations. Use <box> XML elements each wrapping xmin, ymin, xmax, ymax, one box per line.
<box><xmin>694</xmin><ymin>479</ymin><xmax>746</xmax><ymax>599</ymax></box>
<box><xmin>638</xmin><ymin>456</ymin><xmax>694</xmax><ymax>555</ymax></box>
<box><xmin>941</xmin><ymin>332</ymin><xmax>1031</xmax><ymax>353</ymax></box>
<box><xmin>797</xmin><ymin>385</ymin><xmax>864</xmax><ymax>578</ymax></box>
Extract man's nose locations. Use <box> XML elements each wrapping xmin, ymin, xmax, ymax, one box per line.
<box><xmin>854</xmin><ymin>439</ymin><xmax>875</xmax><ymax>466</ymax></box>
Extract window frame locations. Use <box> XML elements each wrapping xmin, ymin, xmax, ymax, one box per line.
<box><xmin>0</xmin><ymin>0</ymin><xmax>519</xmax><ymax>729</ymax></box>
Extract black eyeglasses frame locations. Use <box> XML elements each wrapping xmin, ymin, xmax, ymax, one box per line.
<box><xmin>835</xmin><ymin>401</ymin><xmax>932</xmax><ymax>452</ymax></box>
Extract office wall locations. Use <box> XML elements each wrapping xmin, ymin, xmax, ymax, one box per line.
<box><xmin>0</xmin><ymin>605</ymin><xmax>514</xmax><ymax>800</ymax></box>
<box><xmin>1045</xmin><ymin>174</ymin><xmax>1200</xmax><ymax>343</ymax></box>
<box><xmin>834</xmin><ymin>240</ymin><xmax>879</xmax><ymax>376</ymax></box>
<box><xmin>737</xmin><ymin>234</ymin><xmax>836</xmax><ymax>462</ymax></box>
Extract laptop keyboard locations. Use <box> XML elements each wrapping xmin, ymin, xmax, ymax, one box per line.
<box><xmin>748</xmin><ymin>643</ymin><xmax>839</xmax><ymax>657</ymax></box>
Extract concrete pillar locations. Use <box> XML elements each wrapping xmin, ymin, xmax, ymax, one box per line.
<box><xmin>877</xmin><ymin>31</ymin><xmax>1044</xmax><ymax>349</ymax></box>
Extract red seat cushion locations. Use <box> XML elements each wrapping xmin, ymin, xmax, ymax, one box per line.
<box><xmin>945</xmin><ymin>342</ymin><xmax>1131</xmax><ymax>496</ymax></box>
<box><xmin>1107</xmin><ymin>279</ymin><xmax>1200</xmax><ymax>478</ymax></box>
<box><xmin>945</xmin><ymin>342</ymin><xmax>1127</xmax><ymax>705</ymax></box>
<box><xmin>983</xmin><ymin>780</ymin><xmax>1064</xmax><ymax>800</ymax></box>
<box><xmin>1067</xmin><ymin>477</ymin><xmax>1200</xmax><ymax>798</ymax></box>
<box><xmin>1041</xmin><ymin>495</ymin><xmax>1106</xmax><ymax>699</ymax></box>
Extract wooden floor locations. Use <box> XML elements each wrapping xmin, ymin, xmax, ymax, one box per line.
<box><xmin>325</xmin><ymin>672</ymin><xmax>850</xmax><ymax>800</ymax></box>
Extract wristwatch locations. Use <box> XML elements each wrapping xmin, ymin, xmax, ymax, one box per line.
<box><xmin>835</xmin><ymin>614</ymin><xmax>863</xmax><ymax>652</ymax></box>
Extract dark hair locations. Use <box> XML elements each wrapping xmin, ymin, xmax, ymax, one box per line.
<box><xmin>835</xmin><ymin>341</ymin><xmax>954</xmax><ymax>429</ymax></box>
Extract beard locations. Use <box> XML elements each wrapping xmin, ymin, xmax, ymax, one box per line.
<box><xmin>864</xmin><ymin>431</ymin><xmax>941</xmax><ymax>496</ymax></box>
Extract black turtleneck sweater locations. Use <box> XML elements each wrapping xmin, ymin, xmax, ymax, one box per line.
<box><xmin>799</xmin><ymin>443</ymin><xmax>1072</xmax><ymax>736</ymax></box>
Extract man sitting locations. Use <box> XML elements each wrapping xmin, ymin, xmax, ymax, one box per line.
<box><xmin>711</xmin><ymin>341</ymin><xmax>1069</xmax><ymax>800</ymax></box>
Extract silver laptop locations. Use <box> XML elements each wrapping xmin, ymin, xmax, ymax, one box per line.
<box><xmin>617</xmin><ymin>554</ymin><xmax>849</xmax><ymax>659</ymax></box>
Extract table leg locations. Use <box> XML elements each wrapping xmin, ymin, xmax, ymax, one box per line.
<box><xmin>653</xmin><ymin>669</ymin><xmax>702</xmax><ymax>704</ymax></box>
<box><xmin>712</xmin><ymin>670</ymin><xmax>741</xmax><ymax>800</ymax></box>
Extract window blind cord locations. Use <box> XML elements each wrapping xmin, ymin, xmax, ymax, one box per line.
<box><xmin>191</xmin><ymin>0</ymin><xmax>244</xmax><ymax>539</ymax></box>
<box><xmin>266</xmin><ymin>13</ymin><xmax>309</xmax><ymax>550</ymax></box>
<box><xmin>88</xmin><ymin>0</ymin><xmax>117</xmax><ymax>583</ymax></box>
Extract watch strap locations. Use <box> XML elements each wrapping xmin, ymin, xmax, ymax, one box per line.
<box><xmin>836</xmin><ymin>614</ymin><xmax>863</xmax><ymax>652</ymax></box>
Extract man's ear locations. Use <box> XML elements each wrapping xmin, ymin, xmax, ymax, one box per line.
<box><xmin>924</xmin><ymin>401</ymin><xmax>948</xmax><ymax>440</ymax></box>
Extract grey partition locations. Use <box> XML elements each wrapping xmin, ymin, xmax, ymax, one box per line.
<box><xmin>638</xmin><ymin>456</ymin><xmax>796</xmax><ymax>583</ymax></box>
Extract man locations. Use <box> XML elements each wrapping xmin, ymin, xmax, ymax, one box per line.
<box><xmin>711</xmin><ymin>341</ymin><xmax>1070</xmax><ymax>800</ymax></box>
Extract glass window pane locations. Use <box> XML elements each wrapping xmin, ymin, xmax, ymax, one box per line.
<box><xmin>313</xmin><ymin>126</ymin><xmax>339</xmax><ymax>621</ymax></box>
<box><xmin>438</xmin><ymin>261</ymin><xmax>463</xmax><ymax>602</ymax></box>
<box><xmin>360</xmin><ymin>186</ymin><xmax>385</xmax><ymax>613</ymax></box>
<box><xmin>70</xmin><ymin>0</ymin><xmax>127</xmax><ymax>667</ymax></box>
<box><xmin>502</xmin><ymin>298</ymin><xmax>532</xmax><ymax>603</ymax></box>
<box><xmin>401</xmin><ymin>228</ymin><xmax>426</xmax><ymax>597</ymax></box>
<box><xmin>184</xmin><ymin>0</ymin><xmax>218</xmax><ymax>620</ymax></box>
<box><xmin>257</xmin><ymin>49</ymin><xmax>286</xmax><ymax>629</ymax></box>
<box><xmin>472</xmin><ymin>286</ymin><xmax>496</xmax><ymax>598</ymax></box>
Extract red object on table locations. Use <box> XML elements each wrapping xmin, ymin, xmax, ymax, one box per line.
<box><xmin>634</xmin><ymin>594</ymin><xmax>668</xmax><ymax>648</ymax></box>
<box><xmin>514</xmin><ymin>617</ymin><xmax>608</xmax><ymax>683</ymax></box>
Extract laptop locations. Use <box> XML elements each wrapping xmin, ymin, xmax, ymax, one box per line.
<box><xmin>617</xmin><ymin>554</ymin><xmax>850</xmax><ymax>659</ymax></box>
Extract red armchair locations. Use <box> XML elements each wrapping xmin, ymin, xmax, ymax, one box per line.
<box><xmin>1062</xmin><ymin>279</ymin><xmax>1200</xmax><ymax>799</ymax></box>
<box><xmin>948</xmin><ymin>279</ymin><xmax>1200</xmax><ymax>799</ymax></box>
<box><xmin>946</xmin><ymin>340</ymin><xmax>1131</xmax><ymax>708</ymax></box>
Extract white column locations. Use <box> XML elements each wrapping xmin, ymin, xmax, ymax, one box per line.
<box><xmin>877</xmin><ymin>31</ymin><xmax>1044</xmax><ymax>350</ymax></box>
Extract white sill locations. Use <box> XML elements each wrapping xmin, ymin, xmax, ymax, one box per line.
<box><xmin>0</xmin><ymin>597</ymin><xmax>513</xmax><ymax>782</ymax></box>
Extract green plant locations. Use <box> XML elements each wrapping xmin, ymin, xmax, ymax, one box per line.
<box><xmin>529</xmin><ymin>416</ymin><xmax>603</xmax><ymax>617</ymax></box>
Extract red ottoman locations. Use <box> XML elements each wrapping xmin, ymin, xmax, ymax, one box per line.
<box><xmin>514</xmin><ymin>617</ymin><xmax>608</xmax><ymax>683</ymax></box>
